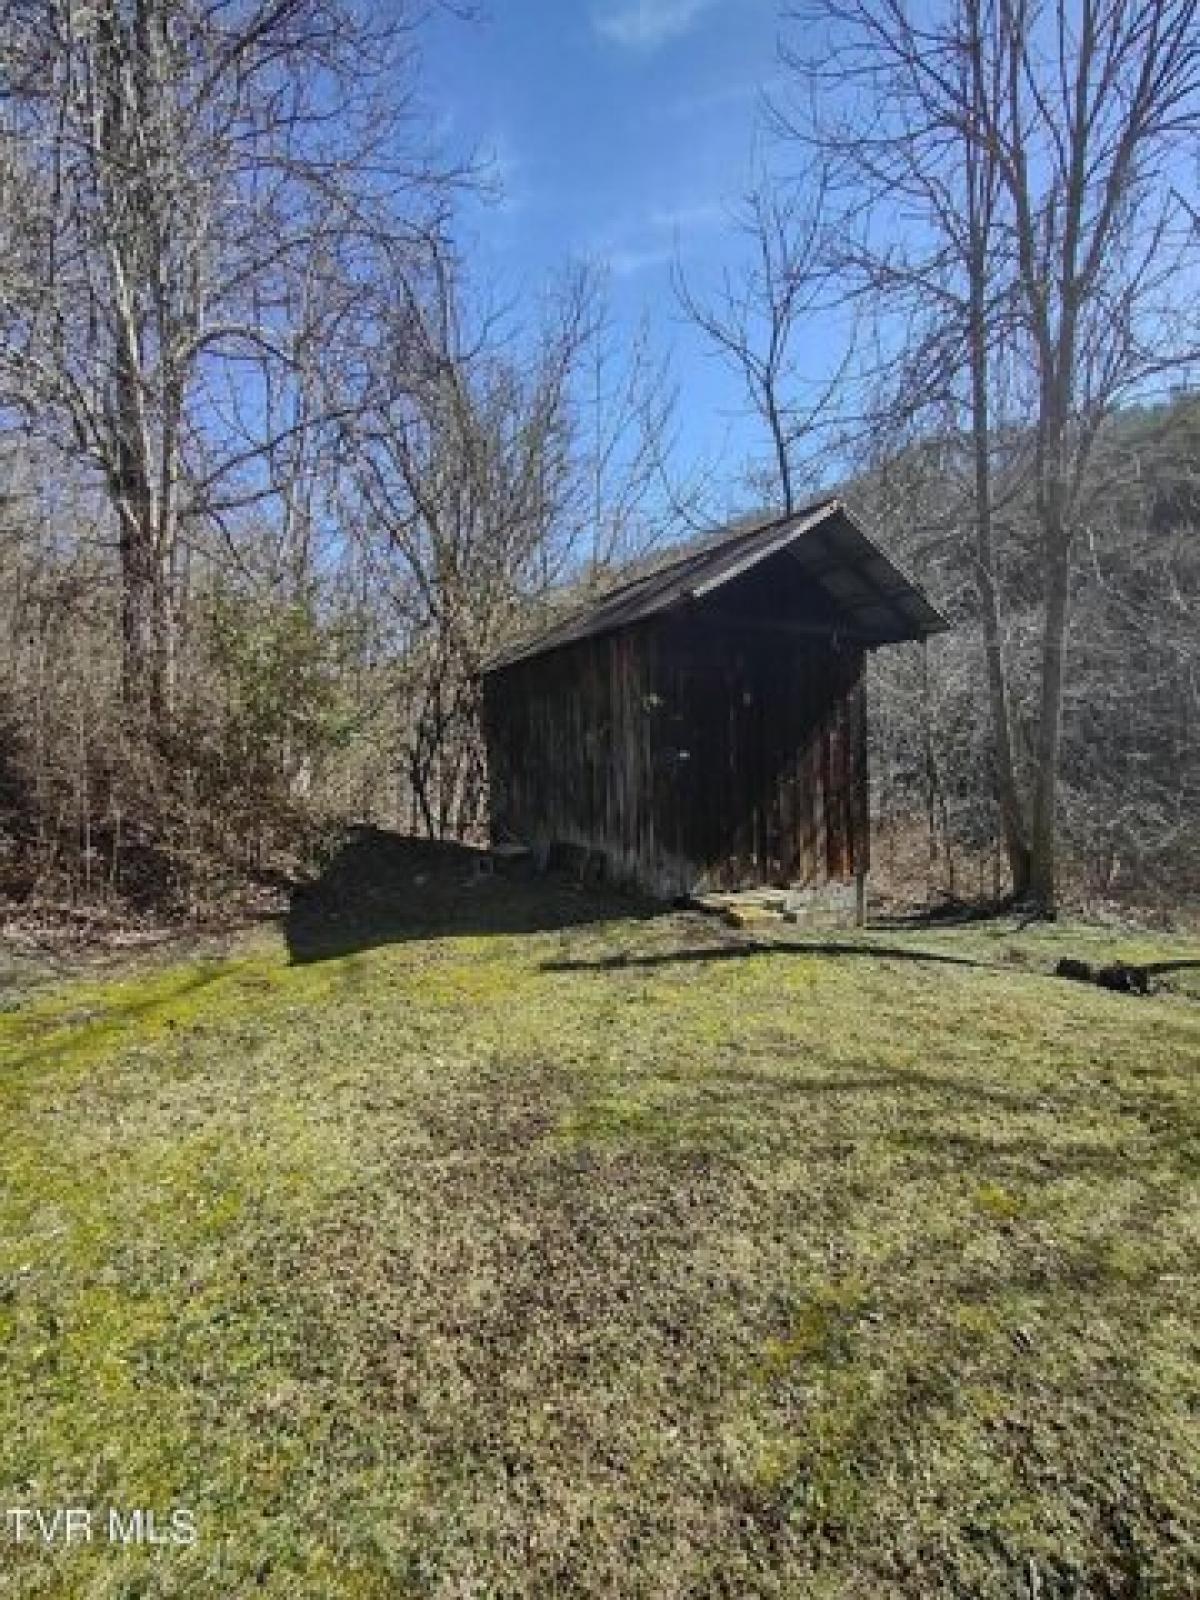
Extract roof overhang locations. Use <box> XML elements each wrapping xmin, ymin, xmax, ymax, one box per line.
<box><xmin>483</xmin><ymin>498</ymin><xmax>949</xmax><ymax>674</ymax></box>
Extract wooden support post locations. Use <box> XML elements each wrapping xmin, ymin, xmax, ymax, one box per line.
<box><xmin>855</xmin><ymin>868</ymin><xmax>867</xmax><ymax>928</ymax></box>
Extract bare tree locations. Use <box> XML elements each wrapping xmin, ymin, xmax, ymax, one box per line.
<box><xmin>342</xmin><ymin>253</ymin><xmax>599</xmax><ymax>837</ymax></box>
<box><xmin>780</xmin><ymin>0</ymin><xmax>1200</xmax><ymax>909</ymax></box>
<box><xmin>991</xmin><ymin>0</ymin><xmax>1199</xmax><ymax>907</ymax></box>
<box><xmin>0</xmin><ymin>0</ymin><xmax>453</xmax><ymax>717</ymax></box>
<box><xmin>581</xmin><ymin>302</ymin><xmax>678</xmax><ymax>576</ymax></box>
<box><xmin>675</xmin><ymin>172</ymin><xmax>848</xmax><ymax>514</ymax></box>
<box><xmin>776</xmin><ymin>0</ymin><xmax>1034</xmax><ymax>889</ymax></box>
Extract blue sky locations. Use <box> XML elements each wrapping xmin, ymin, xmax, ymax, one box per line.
<box><xmin>422</xmin><ymin>0</ymin><xmax>791</xmax><ymax>513</ymax></box>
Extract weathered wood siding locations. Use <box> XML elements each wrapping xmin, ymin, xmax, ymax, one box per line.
<box><xmin>650</xmin><ymin>609</ymin><xmax>868</xmax><ymax>892</ymax></box>
<box><xmin>483</xmin><ymin>580</ymin><xmax>869</xmax><ymax>897</ymax></box>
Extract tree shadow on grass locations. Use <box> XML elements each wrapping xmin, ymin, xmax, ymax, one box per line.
<box><xmin>542</xmin><ymin>939</ymin><xmax>986</xmax><ymax>975</ymax></box>
<box><xmin>284</xmin><ymin>827</ymin><xmax>658</xmax><ymax>965</ymax></box>
<box><xmin>543</xmin><ymin>937</ymin><xmax>1200</xmax><ymax>999</ymax></box>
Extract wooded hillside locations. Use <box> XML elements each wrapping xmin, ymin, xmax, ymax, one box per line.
<box><xmin>863</xmin><ymin>395</ymin><xmax>1200</xmax><ymax>910</ymax></box>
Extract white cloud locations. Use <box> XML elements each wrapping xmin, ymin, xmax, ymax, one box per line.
<box><xmin>661</xmin><ymin>74</ymin><xmax>783</xmax><ymax>120</ymax></box>
<box><xmin>609</xmin><ymin>243</ymin><xmax>676</xmax><ymax>278</ymax></box>
<box><xmin>601</xmin><ymin>198</ymin><xmax>725</xmax><ymax>278</ymax></box>
<box><xmin>647</xmin><ymin>200</ymin><xmax>725</xmax><ymax>233</ymax></box>
<box><xmin>593</xmin><ymin>0</ymin><xmax>721</xmax><ymax>50</ymax></box>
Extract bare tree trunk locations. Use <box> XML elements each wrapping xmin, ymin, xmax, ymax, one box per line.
<box><xmin>99</xmin><ymin>0</ymin><xmax>170</xmax><ymax>716</ymax></box>
<box><xmin>113</xmin><ymin>345</ymin><xmax>167</xmax><ymax>714</ymax></box>
<box><xmin>767</xmin><ymin>386</ymin><xmax>795</xmax><ymax>516</ymax></box>
<box><xmin>968</xmin><ymin>295</ymin><xmax>1029</xmax><ymax>895</ymax></box>
<box><xmin>1029</xmin><ymin>535</ymin><xmax>1072</xmax><ymax>910</ymax></box>
<box><xmin>964</xmin><ymin>0</ymin><xmax>1030</xmax><ymax>898</ymax></box>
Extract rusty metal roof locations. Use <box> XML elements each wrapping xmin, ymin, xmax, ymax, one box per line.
<box><xmin>483</xmin><ymin>497</ymin><xmax>948</xmax><ymax>674</ymax></box>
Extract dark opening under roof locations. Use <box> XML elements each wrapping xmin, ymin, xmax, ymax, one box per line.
<box><xmin>482</xmin><ymin>497</ymin><xmax>949</xmax><ymax>674</ymax></box>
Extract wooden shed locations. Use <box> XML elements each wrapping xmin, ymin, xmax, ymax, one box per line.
<box><xmin>481</xmin><ymin>498</ymin><xmax>947</xmax><ymax>898</ymax></box>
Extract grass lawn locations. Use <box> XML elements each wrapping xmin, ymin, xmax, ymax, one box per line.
<box><xmin>2</xmin><ymin>844</ymin><xmax>1198</xmax><ymax>1598</ymax></box>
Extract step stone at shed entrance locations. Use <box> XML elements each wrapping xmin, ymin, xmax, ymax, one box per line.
<box><xmin>689</xmin><ymin>882</ymin><xmax>864</xmax><ymax>930</ymax></box>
